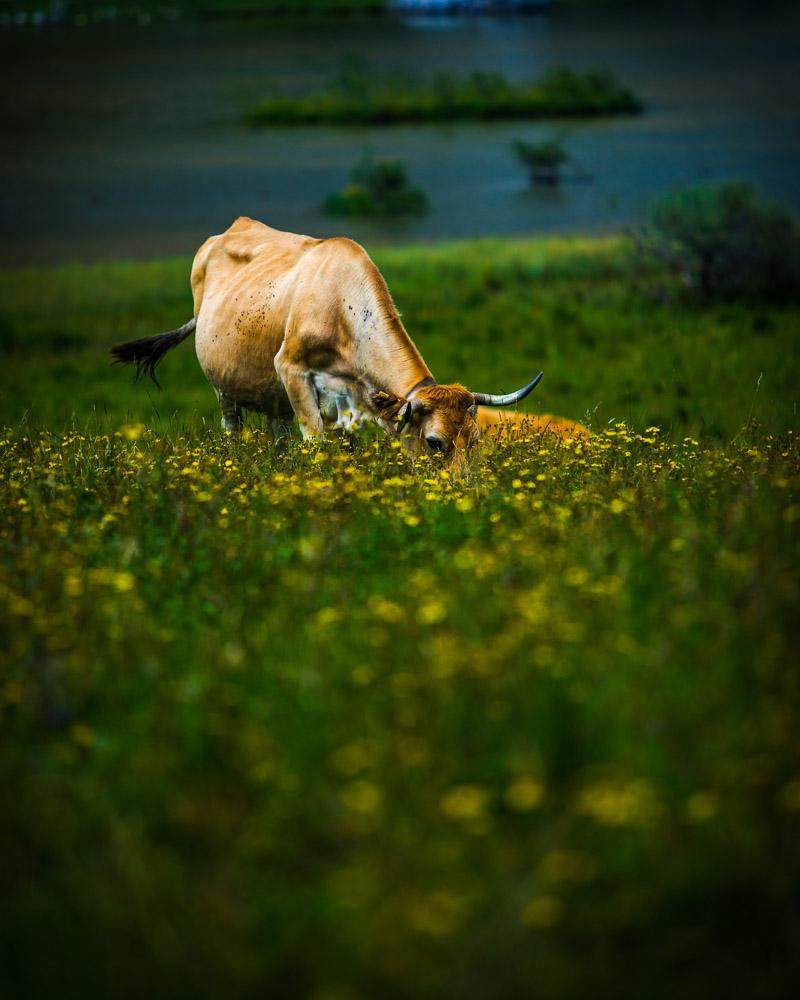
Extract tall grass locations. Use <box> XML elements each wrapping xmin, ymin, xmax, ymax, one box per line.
<box><xmin>2</xmin><ymin>421</ymin><xmax>798</xmax><ymax>999</ymax></box>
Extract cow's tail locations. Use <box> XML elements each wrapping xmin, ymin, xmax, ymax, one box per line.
<box><xmin>110</xmin><ymin>318</ymin><xmax>196</xmax><ymax>387</ymax></box>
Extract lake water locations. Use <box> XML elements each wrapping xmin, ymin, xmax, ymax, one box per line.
<box><xmin>1</xmin><ymin>1</ymin><xmax>799</xmax><ymax>265</ymax></box>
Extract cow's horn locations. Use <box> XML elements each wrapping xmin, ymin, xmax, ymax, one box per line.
<box><xmin>472</xmin><ymin>372</ymin><xmax>543</xmax><ymax>407</ymax></box>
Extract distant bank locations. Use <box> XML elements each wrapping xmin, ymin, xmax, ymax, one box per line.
<box><xmin>391</xmin><ymin>0</ymin><xmax>551</xmax><ymax>11</ymax></box>
<box><xmin>0</xmin><ymin>0</ymin><xmax>554</xmax><ymax>27</ymax></box>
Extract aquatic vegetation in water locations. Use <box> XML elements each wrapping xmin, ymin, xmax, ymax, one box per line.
<box><xmin>513</xmin><ymin>134</ymin><xmax>570</xmax><ymax>185</ymax></box>
<box><xmin>247</xmin><ymin>63</ymin><xmax>642</xmax><ymax>126</ymax></box>
<box><xmin>324</xmin><ymin>153</ymin><xmax>428</xmax><ymax>217</ymax></box>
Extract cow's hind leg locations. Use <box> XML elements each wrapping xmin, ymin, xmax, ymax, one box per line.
<box><xmin>266</xmin><ymin>415</ymin><xmax>294</xmax><ymax>447</ymax></box>
<box><xmin>217</xmin><ymin>391</ymin><xmax>243</xmax><ymax>435</ymax></box>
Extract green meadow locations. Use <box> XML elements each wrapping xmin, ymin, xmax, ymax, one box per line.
<box><xmin>1</xmin><ymin>236</ymin><xmax>799</xmax><ymax>998</ymax></box>
<box><xmin>2</xmin><ymin>235</ymin><xmax>796</xmax><ymax>436</ymax></box>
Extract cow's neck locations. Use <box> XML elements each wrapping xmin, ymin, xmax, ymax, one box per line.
<box><xmin>406</xmin><ymin>375</ymin><xmax>437</xmax><ymax>396</ymax></box>
<box><xmin>371</xmin><ymin>318</ymin><xmax>433</xmax><ymax>399</ymax></box>
<box><xmin>354</xmin><ymin>281</ymin><xmax>433</xmax><ymax>399</ymax></box>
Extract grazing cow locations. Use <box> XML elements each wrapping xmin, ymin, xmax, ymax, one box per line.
<box><xmin>111</xmin><ymin>217</ymin><xmax>550</xmax><ymax>458</ymax></box>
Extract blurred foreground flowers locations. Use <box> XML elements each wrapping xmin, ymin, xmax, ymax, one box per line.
<box><xmin>1</xmin><ymin>423</ymin><xmax>798</xmax><ymax>999</ymax></box>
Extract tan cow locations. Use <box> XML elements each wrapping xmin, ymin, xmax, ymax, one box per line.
<box><xmin>112</xmin><ymin>217</ymin><xmax>569</xmax><ymax>457</ymax></box>
<box><xmin>476</xmin><ymin>407</ymin><xmax>589</xmax><ymax>439</ymax></box>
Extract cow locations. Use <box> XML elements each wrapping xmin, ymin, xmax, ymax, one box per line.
<box><xmin>476</xmin><ymin>407</ymin><xmax>589</xmax><ymax>439</ymax></box>
<box><xmin>111</xmin><ymin>217</ymin><xmax>557</xmax><ymax>458</ymax></box>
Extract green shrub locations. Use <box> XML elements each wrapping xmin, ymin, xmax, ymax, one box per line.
<box><xmin>646</xmin><ymin>180</ymin><xmax>800</xmax><ymax>298</ymax></box>
<box><xmin>513</xmin><ymin>135</ymin><xmax>569</xmax><ymax>185</ymax></box>
<box><xmin>324</xmin><ymin>154</ymin><xmax>428</xmax><ymax>218</ymax></box>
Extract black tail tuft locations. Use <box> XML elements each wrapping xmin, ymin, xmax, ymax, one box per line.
<box><xmin>110</xmin><ymin>318</ymin><xmax>196</xmax><ymax>388</ymax></box>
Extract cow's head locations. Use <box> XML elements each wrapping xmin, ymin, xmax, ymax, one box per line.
<box><xmin>372</xmin><ymin>373</ymin><xmax>543</xmax><ymax>460</ymax></box>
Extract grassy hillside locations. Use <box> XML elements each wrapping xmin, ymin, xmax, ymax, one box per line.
<box><xmin>1</xmin><ymin>236</ymin><xmax>799</xmax><ymax>998</ymax></box>
<box><xmin>1</xmin><ymin>234</ymin><xmax>797</xmax><ymax>438</ymax></box>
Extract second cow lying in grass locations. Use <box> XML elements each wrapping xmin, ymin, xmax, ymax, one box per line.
<box><xmin>476</xmin><ymin>407</ymin><xmax>589</xmax><ymax>440</ymax></box>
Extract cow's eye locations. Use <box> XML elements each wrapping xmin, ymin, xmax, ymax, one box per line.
<box><xmin>425</xmin><ymin>435</ymin><xmax>446</xmax><ymax>453</ymax></box>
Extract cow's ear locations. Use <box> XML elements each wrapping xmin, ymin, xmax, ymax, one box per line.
<box><xmin>371</xmin><ymin>389</ymin><xmax>405</xmax><ymax>419</ymax></box>
<box><xmin>468</xmin><ymin>403</ymin><xmax>478</xmax><ymax>418</ymax></box>
<box><xmin>397</xmin><ymin>401</ymin><xmax>415</xmax><ymax>431</ymax></box>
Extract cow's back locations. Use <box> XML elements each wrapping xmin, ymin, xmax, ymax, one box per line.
<box><xmin>191</xmin><ymin>217</ymin><xmax>320</xmax><ymax>317</ymax></box>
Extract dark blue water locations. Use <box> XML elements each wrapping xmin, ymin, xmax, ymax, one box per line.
<box><xmin>1</xmin><ymin>1</ymin><xmax>798</xmax><ymax>265</ymax></box>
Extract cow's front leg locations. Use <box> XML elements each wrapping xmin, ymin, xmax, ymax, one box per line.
<box><xmin>217</xmin><ymin>391</ymin><xmax>243</xmax><ymax>435</ymax></box>
<box><xmin>274</xmin><ymin>351</ymin><xmax>323</xmax><ymax>439</ymax></box>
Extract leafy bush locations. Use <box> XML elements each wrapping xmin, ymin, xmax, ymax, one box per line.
<box><xmin>324</xmin><ymin>154</ymin><xmax>428</xmax><ymax>217</ymax></box>
<box><xmin>645</xmin><ymin>180</ymin><xmax>800</xmax><ymax>298</ymax></box>
<box><xmin>513</xmin><ymin>136</ymin><xmax>569</xmax><ymax>185</ymax></box>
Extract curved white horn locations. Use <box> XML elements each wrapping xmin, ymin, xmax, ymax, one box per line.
<box><xmin>472</xmin><ymin>372</ymin><xmax>543</xmax><ymax>407</ymax></box>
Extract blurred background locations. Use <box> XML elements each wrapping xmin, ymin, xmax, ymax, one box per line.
<box><xmin>1</xmin><ymin>0</ymin><xmax>799</xmax><ymax>265</ymax></box>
